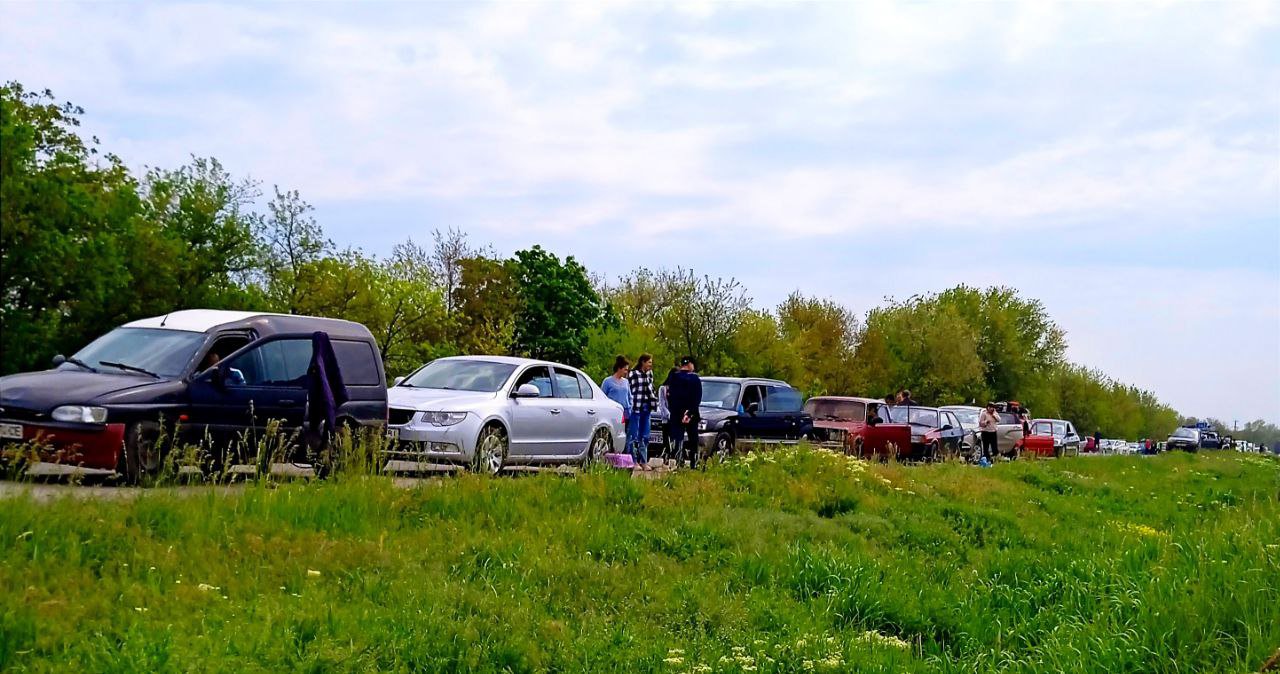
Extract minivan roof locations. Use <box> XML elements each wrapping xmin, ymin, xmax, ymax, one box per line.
<box><xmin>123</xmin><ymin>310</ymin><xmax>374</xmax><ymax>340</ymax></box>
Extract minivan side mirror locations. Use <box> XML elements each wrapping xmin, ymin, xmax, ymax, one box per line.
<box><xmin>393</xmin><ymin>376</ymin><xmax>405</xmax><ymax>386</ymax></box>
<box><xmin>209</xmin><ymin>367</ymin><xmax>226</xmax><ymax>390</ymax></box>
<box><xmin>512</xmin><ymin>383</ymin><xmax>541</xmax><ymax>398</ymax></box>
<box><xmin>746</xmin><ymin>401</ymin><xmax>759</xmax><ymax>415</ymax></box>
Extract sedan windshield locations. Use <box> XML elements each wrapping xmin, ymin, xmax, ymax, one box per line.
<box><xmin>66</xmin><ymin>328</ymin><xmax>205</xmax><ymax>378</ymax></box>
<box><xmin>948</xmin><ymin>409</ymin><xmax>980</xmax><ymax>427</ymax></box>
<box><xmin>400</xmin><ymin>359</ymin><xmax>517</xmax><ymax>392</ymax></box>
<box><xmin>885</xmin><ymin>406</ymin><xmax>940</xmax><ymax>428</ymax></box>
<box><xmin>700</xmin><ymin>382</ymin><xmax>742</xmax><ymax>410</ymax></box>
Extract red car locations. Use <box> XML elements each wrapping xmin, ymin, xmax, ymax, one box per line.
<box><xmin>805</xmin><ymin>396</ymin><xmax>911</xmax><ymax>459</ymax></box>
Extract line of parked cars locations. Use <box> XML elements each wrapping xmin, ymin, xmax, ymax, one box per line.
<box><xmin>0</xmin><ymin>309</ymin><xmax>1114</xmax><ymax>482</ymax></box>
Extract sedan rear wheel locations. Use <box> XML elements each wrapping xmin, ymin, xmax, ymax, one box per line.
<box><xmin>586</xmin><ymin>428</ymin><xmax>611</xmax><ymax>466</ymax></box>
<box><xmin>473</xmin><ymin>425</ymin><xmax>507</xmax><ymax>476</ymax></box>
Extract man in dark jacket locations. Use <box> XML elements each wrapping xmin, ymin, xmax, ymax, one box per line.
<box><xmin>666</xmin><ymin>356</ymin><xmax>702</xmax><ymax>469</ymax></box>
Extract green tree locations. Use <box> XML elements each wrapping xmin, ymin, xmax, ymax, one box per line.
<box><xmin>776</xmin><ymin>292</ymin><xmax>861</xmax><ymax>395</ymax></box>
<box><xmin>0</xmin><ymin>83</ymin><xmax>141</xmax><ymax>372</ymax></box>
<box><xmin>454</xmin><ymin>255</ymin><xmax>520</xmax><ymax>356</ymax></box>
<box><xmin>257</xmin><ymin>186</ymin><xmax>332</xmax><ymax>313</ymax></box>
<box><xmin>511</xmin><ymin>246</ymin><xmax>602</xmax><ymax>365</ymax></box>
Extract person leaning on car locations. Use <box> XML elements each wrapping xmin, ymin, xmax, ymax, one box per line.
<box><xmin>666</xmin><ymin>356</ymin><xmax>702</xmax><ymax>470</ymax></box>
<box><xmin>978</xmin><ymin>403</ymin><xmax>1000</xmax><ymax>460</ymax></box>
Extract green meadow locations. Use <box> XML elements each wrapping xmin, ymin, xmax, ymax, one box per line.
<box><xmin>1</xmin><ymin>449</ymin><xmax>1277</xmax><ymax>673</ymax></box>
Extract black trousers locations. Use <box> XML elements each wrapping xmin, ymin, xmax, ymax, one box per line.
<box><xmin>980</xmin><ymin>431</ymin><xmax>998</xmax><ymax>459</ymax></box>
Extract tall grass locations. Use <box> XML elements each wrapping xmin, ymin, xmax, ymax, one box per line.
<box><xmin>1</xmin><ymin>447</ymin><xmax>1276</xmax><ymax>672</ymax></box>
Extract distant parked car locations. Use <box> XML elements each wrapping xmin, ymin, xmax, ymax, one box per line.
<box><xmin>385</xmin><ymin>356</ymin><xmax>626</xmax><ymax>474</ymax></box>
<box><xmin>1200</xmin><ymin>431</ymin><xmax>1222</xmax><ymax>450</ymax></box>
<box><xmin>1166</xmin><ymin>427</ymin><xmax>1200</xmax><ymax>452</ymax></box>
<box><xmin>695</xmin><ymin>377</ymin><xmax>813</xmax><ymax>458</ymax></box>
<box><xmin>882</xmin><ymin>405</ymin><xmax>967</xmax><ymax>461</ymax></box>
<box><xmin>0</xmin><ymin>310</ymin><xmax>388</xmax><ymax>483</ymax></box>
<box><xmin>991</xmin><ymin>402</ymin><xmax>1029</xmax><ymax>456</ymax></box>
<box><xmin>939</xmin><ymin>405</ymin><xmax>983</xmax><ymax>456</ymax></box>
<box><xmin>807</xmin><ymin>396</ymin><xmax>911</xmax><ymax>458</ymax></box>
<box><xmin>1024</xmin><ymin>419</ymin><xmax>1082</xmax><ymax>457</ymax></box>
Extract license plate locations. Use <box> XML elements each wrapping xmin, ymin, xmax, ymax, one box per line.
<box><xmin>0</xmin><ymin>423</ymin><xmax>23</xmax><ymax>440</ymax></box>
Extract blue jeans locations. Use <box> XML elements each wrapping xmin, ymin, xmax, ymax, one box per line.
<box><xmin>627</xmin><ymin>409</ymin><xmax>651</xmax><ymax>465</ymax></box>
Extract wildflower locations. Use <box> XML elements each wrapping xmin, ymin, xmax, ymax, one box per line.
<box><xmin>857</xmin><ymin>631</ymin><xmax>911</xmax><ymax>649</ymax></box>
<box><xmin>663</xmin><ymin>657</ymin><xmax>684</xmax><ymax>665</ymax></box>
<box><xmin>307</xmin><ymin>569</ymin><xmax>322</xmax><ymax>577</ymax></box>
<box><xmin>803</xmin><ymin>660</ymin><xmax>815</xmax><ymax>670</ymax></box>
<box><xmin>17</xmin><ymin>531</ymin><xmax>32</xmax><ymax>540</ymax></box>
<box><xmin>668</xmin><ymin>648</ymin><xmax>685</xmax><ymax>655</ymax></box>
<box><xmin>134</xmin><ymin>607</ymin><xmax>148</xmax><ymax>613</ymax></box>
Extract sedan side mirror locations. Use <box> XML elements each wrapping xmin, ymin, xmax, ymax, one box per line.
<box><xmin>51</xmin><ymin>354</ymin><xmax>66</xmax><ymax>367</ymax></box>
<box><xmin>393</xmin><ymin>376</ymin><xmax>405</xmax><ymax>386</ymax></box>
<box><xmin>512</xmin><ymin>383</ymin><xmax>541</xmax><ymax>398</ymax></box>
<box><xmin>941</xmin><ymin>424</ymin><xmax>953</xmax><ymax>431</ymax></box>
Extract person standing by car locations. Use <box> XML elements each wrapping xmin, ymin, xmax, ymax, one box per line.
<box><xmin>667</xmin><ymin>356</ymin><xmax>702</xmax><ymax>470</ymax></box>
<box><xmin>627</xmin><ymin>353</ymin><xmax>656</xmax><ymax>471</ymax></box>
<box><xmin>601</xmin><ymin>356</ymin><xmax>632</xmax><ymax>430</ymax></box>
<box><xmin>897</xmin><ymin>389</ymin><xmax>918</xmax><ymax>406</ymax></box>
<box><xmin>979</xmin><ymin>403</ymin><xmax>1000</xmax><ymax>461</ymax></box>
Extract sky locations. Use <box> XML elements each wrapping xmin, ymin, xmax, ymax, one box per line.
<box><xmin>2</xmin><ymin>1</ymin><xmax>1278</xmax><ymax>424</ymax></box>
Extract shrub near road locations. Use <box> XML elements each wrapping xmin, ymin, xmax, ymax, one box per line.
<box><xmin>1</xmin><ymin>451</ymin><xmax>1277</xmax><ymax>673</ymax></box>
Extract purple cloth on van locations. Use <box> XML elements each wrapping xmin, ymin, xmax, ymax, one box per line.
<box><xmin>307</xmin><ymin>331</ymin><xmax>349</xmax><ymax>432</ymax></box>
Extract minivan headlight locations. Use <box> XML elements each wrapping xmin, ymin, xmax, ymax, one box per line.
<box><xmin>51</xmin><ymin>405</ymin><xmax>108</xmax><ymax>424</ymax></box>
<box><xmin>422</xmin><ymin>411</ymin><xmax>467</xmax><ymax>426</ymax></box>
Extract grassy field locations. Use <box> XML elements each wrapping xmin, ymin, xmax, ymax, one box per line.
<box><xmin>1</xmin><ymin>449</ymin><xmax>1277</xmax><ymax>673</ymax></box>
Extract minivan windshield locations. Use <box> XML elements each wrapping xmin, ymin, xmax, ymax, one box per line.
<box><xmin>1172</xmin><ymin>428</ymin><xmax>1197</xmax><ymax>439</ymax></box>
<box><xmin>400</xmin><ymin>359</ymin><xmax>517</xmax><ymax>393</ymax></box>
<box><xmin>700</xmin><ymin>381</ymin><xmax>742</xmax><ymax>409</ymax></box>
<box><xmin>65</xmin><ymin>328</ymin><xmax>206</xmax><ymax>378</ymax></box>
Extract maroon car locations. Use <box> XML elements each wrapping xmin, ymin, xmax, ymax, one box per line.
<box><xmin>805</xmin><ymin>396</ymin><xmax>911</xmax><ymax>459</ymax></box>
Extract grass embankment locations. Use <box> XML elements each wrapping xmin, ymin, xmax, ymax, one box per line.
<box><xmin>1</xmin><ymin>450</ymin><xmax>1277</xmax><ymax>673</ymax></box>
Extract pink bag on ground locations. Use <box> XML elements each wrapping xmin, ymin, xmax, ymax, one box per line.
<box><xmin>604</xmin><ymin>453</ymin><xmax>635</xmax><ymax>469</ymax></box>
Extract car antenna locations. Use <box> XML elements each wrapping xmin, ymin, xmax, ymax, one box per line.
<box><xmin>160</xmin><ymin>312</ymin><xmax>171</xmax><ymax>327</ymax></box>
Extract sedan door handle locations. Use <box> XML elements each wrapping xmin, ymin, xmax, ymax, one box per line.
<box><xmin>549</xmin><ymin>409</ymin><xmax>562</xmax><ymax>415</ymax></box>
<box><xmin>587</xmin><ymin>409</ymin><xmax>597</xmax><ymax>415</ymax></box>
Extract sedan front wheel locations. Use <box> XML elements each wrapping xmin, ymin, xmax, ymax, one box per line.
<box><xmin>473</xmin><ymin>425</ymin><xmax>508</xmax><ymax>476</ymax></box>
<box><xmin>587</xmin><ymin>428</ymin><xmax>611</xmax><ymax>466</ymax></box>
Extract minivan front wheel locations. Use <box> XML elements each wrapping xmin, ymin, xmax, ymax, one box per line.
<box><xmin>121</xmin><ymin>421</ymin><xmax>164</xmax><ymax>485</ymax></box>
<box><xmin>474</xmin><ymin>425</ymin><xmax>507</xmax><ymax>476</ymax></box>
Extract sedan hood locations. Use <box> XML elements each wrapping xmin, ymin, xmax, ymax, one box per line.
<box><xmin>0</xmin><ymin>370</ymin><xmax>166</xmax><ymax>412</ymax></box>
<box><xmin>388</xmin><ymin>387</ymin><xmax>498</xmax><ymax>411</ymax></box>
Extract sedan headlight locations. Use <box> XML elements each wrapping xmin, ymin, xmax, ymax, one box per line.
<box><xmin>51</xmin><ymin>405</ymin><xmax>108</xmax><ymax>424</ymax></box>
<box><xmin>421</xmin><ymin>411</ymin><xmax>467</xmax><ymax>427</ymax></box>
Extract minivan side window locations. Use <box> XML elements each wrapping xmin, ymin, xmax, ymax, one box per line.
<box><xmin>225</xmin><ymin>339</ymin><xmax>313</xmax><ymax>386</ymax></box>
<box><xmin>762</xmin><ymin>386</ymin><xmax>803</xmax><ymax>413</ymax></box>
<box><xmin>333</xmin><ymin>339</ymin><xmax>381</xmax><ymax>386</ymax></box>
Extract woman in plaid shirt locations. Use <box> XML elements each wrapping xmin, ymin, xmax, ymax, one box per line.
<box><xmin>627</xmin><ymin>353</ymin><xmax>656</xmax><ymax>470</ymax></box>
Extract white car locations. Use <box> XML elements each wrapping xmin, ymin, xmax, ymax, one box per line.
<box><xmin>385</xmin><ymin>356</ymin><xmax>626</xmax><ymax>474</ymax></box>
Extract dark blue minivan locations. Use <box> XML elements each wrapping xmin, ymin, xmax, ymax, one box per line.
<box><xmin>0</xmin><ymin>310</ymin><xmax>387</xmax><ymax>482</ymax></box>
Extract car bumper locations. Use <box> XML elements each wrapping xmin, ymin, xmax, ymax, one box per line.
<box><xmin>384</xmin><ymin>416</ymin><xmax>483</xmax><ymax>464</ymax></box>
<box><xmin>0</xmin><ymin>419</ymin><xmax>125</xmax><ymax>470</ymax></box>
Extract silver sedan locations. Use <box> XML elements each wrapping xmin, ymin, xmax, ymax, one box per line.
<box><xmin>385</xmin><ymin>356</ymin><xmax>626</xmax><ymax>474</ymax></box>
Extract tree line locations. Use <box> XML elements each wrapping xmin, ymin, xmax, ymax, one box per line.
<box><xmin>4</xmin><ymin>81</ymin><xmax>1257</xmax><ymax>443</ymax></box>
